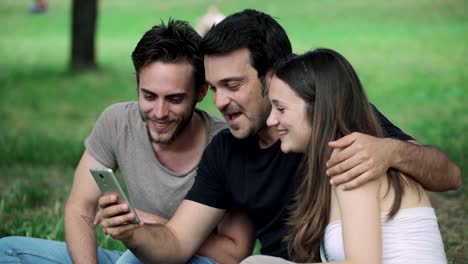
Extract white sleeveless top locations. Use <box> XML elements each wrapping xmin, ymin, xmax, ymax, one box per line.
<box><xmin>320</xmin><ymin>207</ymin><xmax>447</xmax><ymax>264</ymax></box>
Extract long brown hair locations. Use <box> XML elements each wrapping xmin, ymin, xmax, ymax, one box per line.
<box><xmin>274</xmin><ymin>48</ymin><xmax>407</xmax><ymax>262</ymax></box>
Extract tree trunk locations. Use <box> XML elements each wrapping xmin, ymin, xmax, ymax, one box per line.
<box><xmin>70</xmin><ymin>0</ymin><xmax>98</xmax><ymax>72</ymax></box>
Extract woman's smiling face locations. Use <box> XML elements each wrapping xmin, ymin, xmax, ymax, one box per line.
<box><xmin>267</xmin><ymin>76</ymin><xmax>311</xmax><ymax>153</ymax></box>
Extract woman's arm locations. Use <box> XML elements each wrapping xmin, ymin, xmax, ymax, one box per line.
<box><xmin>330</xmin><ymin>177</ymin><xmax>383</xmax><ymax>264</ymax></box>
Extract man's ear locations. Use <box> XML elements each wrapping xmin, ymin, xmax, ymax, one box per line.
<box><xmin>135</xmin><ymin>74</ymin><xmax>140</xmax><ymax>95</ymax></box>
<box><xmin>196</xmin><ymin>83</ymin><xmax>209</xmax><ymax>102</ymax></box>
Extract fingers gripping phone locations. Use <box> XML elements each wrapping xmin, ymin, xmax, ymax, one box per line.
<box><xmin>89</xmin><ymin>167</ymin><xmax>140</xmax><ymax>224</ymax></box>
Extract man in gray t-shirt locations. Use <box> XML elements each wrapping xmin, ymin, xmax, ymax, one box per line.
<box><xmin>0</xmin><ymin>20</ymin><xmax>253</xmax><ymax>264</ymax></box>
<box><xmin>85</xmin><ymin>102</ymin><xmax>226</xmax><ymax>219</ymax></box>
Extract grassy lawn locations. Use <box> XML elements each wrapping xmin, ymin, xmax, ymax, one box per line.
<box><xmin>0</xmin><ymin>0</ymin><xmax>467</xmax><ymax>262</ymax></box>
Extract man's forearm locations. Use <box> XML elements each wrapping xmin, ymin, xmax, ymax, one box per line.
<box><xmin>197</xmin><ymin>209</ymin><xmax>254</xmax><ymax>264</ymax></box>
<box><xmin>64</xmin><ymin>205</ymin><xmax>99</xmax><ymax>264</ymax></box>
<box><xmin>129</xmin><ymin>229</ymin><xmax>245</xmax><ymax>264</ymax></box>
<box><xmin>125</xmin><ymin>224</ymin><xmax>189</xmax><ymax>264</ymax></box>
<box><xmin>127</xmin><ymin>210</ymin><xmax>251</xmax><ymax>264</ymax></box>
<box><xmin>390</xmin><ymin>139</ymin><xmax>461</xmax><ymax>191</ymax></box>
<box><xmin>197</xmin><ymin>233</ymin><xmax>244</xmax><ymax>264</ymax></box>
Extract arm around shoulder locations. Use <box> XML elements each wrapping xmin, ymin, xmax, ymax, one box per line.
<box><xmin>391</xmin><ymin>139</ymin><xmax>461</xmax><ymax>191</ymax></box>
<box><xmin>326</xmin><ymin>132</ymin><xmax>461</xmax><ymax>192</ymax></box>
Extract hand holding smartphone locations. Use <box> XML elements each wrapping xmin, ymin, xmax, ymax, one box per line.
<box><xmin>90</xmin><ymin>167</ymin><xmax>140</xmax><ymax>224</ymax></box>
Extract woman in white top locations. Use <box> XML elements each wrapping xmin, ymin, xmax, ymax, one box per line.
<box><xmin>242</xmin><ymin>48</ymin><xmax>446</xmax><ymax>264</ymax></box>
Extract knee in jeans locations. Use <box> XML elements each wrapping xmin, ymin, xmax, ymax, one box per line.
<box><xmin>0</xmin><ymin>236</ymin><xmax>21</xmax><ymax>250</ymax></box>
<box><xmin>0</xmin><ymin>237</ymin><xmax>21</xmax><ymax>257</ymax></box>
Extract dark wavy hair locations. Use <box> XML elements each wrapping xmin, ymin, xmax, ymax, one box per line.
<box><xmin>274</xmin><ymin>48</ymin><xmax>413</xmax><ymax>262</ymax></box>
<box><xmin>201</xmin><ymin>9</ymin><xmax>292</xmax><ymax>95</ymax></box>
<box><xmin>131</xmin><ymin>19</ymin><xmax>204</xmax><ymax>94</ymax></box>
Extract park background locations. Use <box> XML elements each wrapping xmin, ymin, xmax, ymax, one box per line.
<box><xmin>0</xmin><ymin>0</ymin><xmax>466</xmax><ymax>262</ymax></box>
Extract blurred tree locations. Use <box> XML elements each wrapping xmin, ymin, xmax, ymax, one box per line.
<box><xmin>70</xmin><ymin>0</ymin><xmax>98</xmax><ymax>71</ymax></box>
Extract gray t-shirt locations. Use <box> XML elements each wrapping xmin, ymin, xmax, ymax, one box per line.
<box><xmin>85</xmin><ymin>101</ymin><xmax>226</xmax><ymax>218</ymax></box>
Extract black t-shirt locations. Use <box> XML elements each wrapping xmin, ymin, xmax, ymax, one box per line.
<box><xmin>186</xmin><ymin>106</ymin><xmax>413</xmax><ymax>259</ymax></box>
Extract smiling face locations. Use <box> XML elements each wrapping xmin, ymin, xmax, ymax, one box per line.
<box><xmin>204</xmin><ymin>48</ymin><xmax>271</xmax><ymax>139</ymax></box>
<box><xmin>267</xmin><ymin>76</ymin><xmax>311</xmax><ymax>153</ymax></box>
<box><xmin>138</xmin><ymin>61</ymin><xmax>198</xmax><ymax>144</ymax></box>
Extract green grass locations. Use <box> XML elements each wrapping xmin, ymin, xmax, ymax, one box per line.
<box><xmin>1</xmin><ymin>0</ymin><xmax>467</xmax><ymax>262</ymax></box>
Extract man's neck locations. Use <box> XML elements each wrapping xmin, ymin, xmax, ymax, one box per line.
<box><xmin>152</xmin><ymin>111</ymin><xmax>206</xmax><ymax>174</ymax></box>
<box><xmin>257</xmin><ymin>125</ymin><xmax>279</xmax><ymax>149</ymax></box>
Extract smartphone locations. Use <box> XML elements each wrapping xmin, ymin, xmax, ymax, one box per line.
<box><xmin>89</xmin><ymin>167</ymin><xmax>140</xmax><ymax>224</ymax></box>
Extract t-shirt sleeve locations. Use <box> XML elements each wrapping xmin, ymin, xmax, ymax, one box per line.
<box><xmin>84</xmin><ymin>104</ymin><xmax>121</xmax><ymax>169</ymax></box>
<box><xmin>371</xmin><ymin>104</ymin><xmax>414</xmax><ymax>141</ymax></box>
<box><xmin>185</xmin><ymin>134</ymin><xmax>229</xmax><ymax>209</ymax></box>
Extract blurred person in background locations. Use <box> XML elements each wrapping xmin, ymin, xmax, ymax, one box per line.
<box><xmin>197</xmin><ymin>5</ymin><xmax>225</xmax><ymax>37</ymax></box>
<box><xmin>29</xmin><ymin>0</ymin><xmax>48</xmax><ymax>14</ymax></box>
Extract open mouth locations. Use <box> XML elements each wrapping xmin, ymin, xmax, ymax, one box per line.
<box><xmin>225</xmin><ymin>112</ymin><xmax>242</xmax><ymax>123</ymax></box>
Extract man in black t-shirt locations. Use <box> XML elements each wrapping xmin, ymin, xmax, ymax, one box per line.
<box><xmin>98</xmin><ymin>9</ymin><xmax>461</xmax><ymax>263</ymax></box>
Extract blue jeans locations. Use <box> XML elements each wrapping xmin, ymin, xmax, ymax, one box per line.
<box><xmin>0</xmin><ymin>236</ymin><xmax>217</xmax><ymax>264</ymax></box>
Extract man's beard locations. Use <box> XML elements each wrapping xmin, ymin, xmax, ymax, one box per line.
<box><xmin>140</xmin><ymin>106</ymin><xmax>195</xmax><ymax>145</ymax></box>
<box><xmin>221</xmin><ymin>96</ymin><xmax>271</xmax><ymax>139</ymax></box>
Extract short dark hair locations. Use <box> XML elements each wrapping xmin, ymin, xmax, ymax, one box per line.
<box><xmin>201</xmin><ymin>9</ymin><xmax>292</xmax><ymax>81</ymax></box>
<box><xmin>131</xmin><ymin>19</ymin><xmax>204</xmax><ymax>93</ymax></box>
